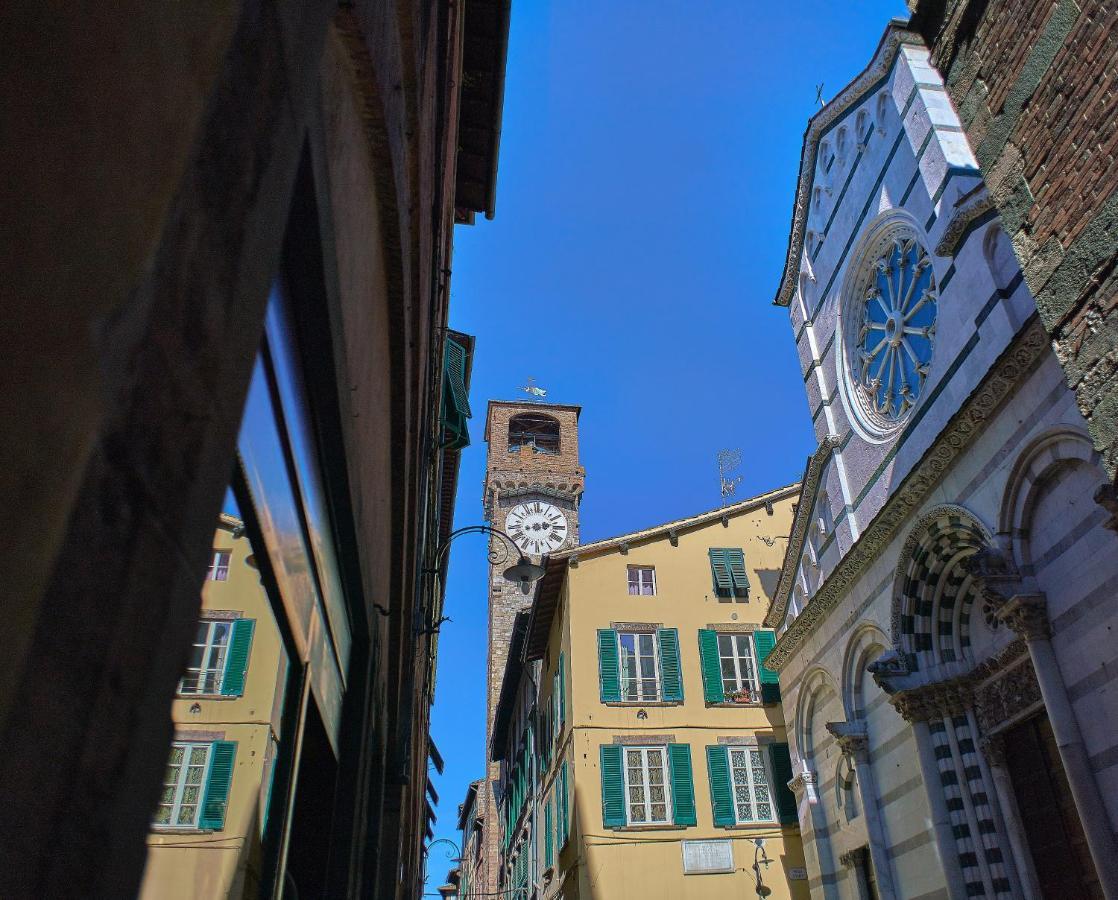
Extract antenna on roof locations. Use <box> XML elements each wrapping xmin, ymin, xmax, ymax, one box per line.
<box><xmin>717</xmin><ymin>449</ymin><xmax>743</xmax><ymax>507</ymax></box>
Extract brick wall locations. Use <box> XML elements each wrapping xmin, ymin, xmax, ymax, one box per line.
<box><xmin>913</xmin><ymin>0</ymin><xmax>1118</xmax><ymax>478</ymax></box>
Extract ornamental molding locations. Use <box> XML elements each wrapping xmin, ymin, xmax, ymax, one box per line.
<box><xmin>973</xmin><ymin>654</ymin><xmax>1042</xmax><ymax>736</ymax></box>
<box><xmin>994</xmin><ymin>593</ymin><xmax>1050</xmax><ymax>641</ymax></box>
<box><xmin>765</xmin><ymin>434</ymin><xmax>842</xmax><ymax>629</ymax></box>
<box><xmin>766</xmin><ymin>316</ymin><xmax>1049</xmax><ymax>671</ymax></box>
<box><xmin>839</xmin><ymin>847</ymin><xmax>870</xmax><ymax>868</ymax></box>
<box><xmin>774</xmin><ymin>21</ymin><xmax>923</xmax><ymax>308</ymax></box>
<box><xmin>888</xmin><ymin>503</ymin><xmax>992</xmax><ymax>649</ymax></box>
<box><xmin>935</xmin><ymin>192</ymin><xmax>996</xmax><ymax>258</ymax></box>
<box><xmin>826</xmin><ymin>720</ymin><xmax>869</xmax><ymax>759</ymax></box>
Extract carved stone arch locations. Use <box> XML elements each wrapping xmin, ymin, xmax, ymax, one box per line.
<box><xmin>890</xmin><ymin>505</ymin><xmax>993</xmax><ymax>669</ymax></box>
<box><xmin>841</xmin><ymin>621</ymin><xmax>890</xmax><ymax>720</ymax></box>
<box><xmin>795</xmin><ymin>667</ymin><xmax>841</xmax><ymax>766</ymax></box>
<box><xmin>998</xmin><ymin>426</ymin><xmax>1101</xmax><ymax>570</ymax></box>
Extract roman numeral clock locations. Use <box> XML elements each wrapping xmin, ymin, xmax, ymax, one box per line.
<box><xmin>505</xmin><ymin>501</ymin><xmax>569</xmax><ymax>555</ymax></box>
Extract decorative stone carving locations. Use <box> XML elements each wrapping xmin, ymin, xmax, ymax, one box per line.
<box><xmin>995</xmin><ymin>594</ymin><xmax>1050</xmax><ymax>641</ymax></box>
<box><xmin>979</xmin><ymin>734</ymin><xmax>1007</xmax><ymax>768</ymax></box>
<box><xmin>891</xmin><ymin>677</ymin><xmax>973</xmax><ymax>722</ymax></box>
<box><xmin>866</xmin><ymin>649</ymin><xmax>911</xmax><ymax>695</ymax></box>
<box><xmin>788</xmin><ymin>768</ymin><xmax>819</xmax><ymax>805</ymax></box>
<box><xmin>973</xmin><ymin>656</ymin><xmax>1042</xmax><ymax>734</ymax></box>
<box><xmin>962</xmin><ymin>546</ymin><xmax>1025</xmax><ymax>630</ymax></box>
<box><xmin>764</xmin><ymin>318</ymin><xmax>1049</xmax><ymax>670</ymax></box>
<box><xmin>935</xmin><ymin>193</ymin><xmax>996</xmax><ymax>258</ymax></box>
<box><xmin>826</xmin><ymin>720</ymin><xmax>869</xmax><ymax>759</ymax></box>
<box><xmin>1095</xmin><ymin>482</ymin><xmax>1118</xmax><ymax>533</ymax></box>
<box><xmin>839</xmin><ymin>846</ymin><xmax>869</xmax><ymax>868</ymax></box>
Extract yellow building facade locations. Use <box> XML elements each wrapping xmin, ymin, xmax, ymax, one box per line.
<box><xmin>139</xmin><ymin>515</ymin><xmax>287</xmax><ymax>899</ymax></box>
<box><xmin>499</xmin><ymin>485</ymin><xmax>811</xmax><ymax>900</ymax></box>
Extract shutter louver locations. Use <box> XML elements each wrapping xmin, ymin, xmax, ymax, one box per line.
<box><xmin>221</xmin><ymin>618</ymin><xmax>255</xmax><ymax>696</ymax></box>
<box><xmin>600</xmin><ymin>745</ymin><xmax>625</xmax><ymax>829</ymax></box>
<box><xmin>668</xmin><ymin>744</ymin><xmax>696</xmax><ymax>826</ymax></box>
<box><xmin>768</xmin><ymin>742</ymin><xmax>798</xmax><ymax>825</ymax></box>
<box><xmin>544</xmin><ymin>796</ymin><xmax>554</xmax><ymax>868</ymax></box>
<box><xmin>698</xmin><ymin>629</ymin><xmax>724</xmax><ymax>703</ymax></box>
<box><xmin>199</xmin><ymin>741</ymin><xmax>237</xmax><ymax>830</ymax></box>
<box><xmin>560</xmin><ymin>760</ymin><xmax>570</xmax><ymax>843</ymax></box>
<box><xmin>706</xmin><ymin>745</ymin><xmax>735</xmax><ymax>827</ymax></box>
<box><xmin>657</xmin><ymin>628</ymin><xmax>683</xmax><ymax>702</ymax></box>
<box><xmin>558</xmin><ymin>652</ymin><xmax>566</xmax><ymax>725</ymax></box>
<box><xmin>753</xmin><ymin>629</ymin><xmax>780</xmax><ymax>703</ymax></box>
<box><xmin>597</xmin><ymin>630</ymin><xmax>621</xmax><ymax>702</ymax></box>
<box><xmin>709</xmin><ymin>548</ymin><xmax>733</xmax><ymax>595</ymax></box>
<box><xmin>441</xmin><ymin>337</ymin><xmax>471</xmax><ymax>451</ymax></box>
<box><xmin>726</xmin><ymin>549</ymin><xmax>750</xmax><ymax>596</ymax></box>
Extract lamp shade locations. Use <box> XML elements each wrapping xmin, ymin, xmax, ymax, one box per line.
<box><xmin>502</xmin><ymin>555</ymin><xmax>546</xmax><ymax>594</ymax></box>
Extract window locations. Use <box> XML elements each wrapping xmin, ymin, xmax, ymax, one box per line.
<box><xmin>180</xmin><ymin>620</ymin><xmax>231</xmax><ymax>694</ymax></box>
<box><xmin>624</xmin><ymin>746</ymin><xmax>672</xmax><ymax>824</ymax></box>
<box><xmin>156</xmin><ymin>742</ymin><xmax>211</xmax><ymax>827</ymax></box>
<box><xmin>708</xmin><ymin>548</ymin><xmax>749</xmax><ymax>599</ymax></box>
<box><xmin>717</xmin><ymin>633</ymin><xmax>759</xmax><ymax>700</ymax></box>
<box><xmin>729</xmin><ymin>747</ymin><xmax>775</xmax><ymax>823</ymax></box>
<box><xmin>627</xmin><ymin>566</ymin><xmax>656</xmax><ymax>596</ymax></box>
<box><xmin>207</xmin><ymin>549</ymin><xmax>232</xmax><ymax>581</ymax></box>
<box><xmin>619</xmin><ymin>632</ymin><xmax>660</xmax><ymax>701</ymax></box>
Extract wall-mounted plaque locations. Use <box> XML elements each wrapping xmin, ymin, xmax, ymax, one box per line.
<box><xmin>681</xmin><ymin>839</ymin><xmax>734</xmax><ymax>875</ymax></box>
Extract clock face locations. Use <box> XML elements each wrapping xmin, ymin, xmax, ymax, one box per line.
<box><xmin>506</xmin><ymin>501</ymin><xmax>568</xmax><ymax>555</ymax></box>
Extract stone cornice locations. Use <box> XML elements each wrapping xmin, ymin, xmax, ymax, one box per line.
<box><xmin>764</xmin><ymin>435</ymin><xmax>841</xmax><ymax>629</ymax></box>
<box><xmin>765</xmin><ymin>315</ymin><xmax>1050</xmax><ymax>671</ymax></box>
<box><xmin>773</xmin><ymin>20</ymin><xmax>922</xmax><ymax>308</ymax></box>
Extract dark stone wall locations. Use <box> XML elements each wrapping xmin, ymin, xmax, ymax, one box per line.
<box><xmin>913</xmin><ymin>0</ymin><xmax>1118</xmax><ymax>478</ymax></box>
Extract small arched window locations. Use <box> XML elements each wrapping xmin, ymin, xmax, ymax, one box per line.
<box><xmin>508</xmin><ymin>413</ymin><xmax>560</xmax><ymax>454</ymax></box>
<box><xmin>837</xmin><ymin>756</ymin><xmax>860</xmax><ymax>823</ymax></box>
<box><xmin>875</xmin><ymin>92</ymin><xmax>889</xmax><ymax>133</ymax></box>
<box><xmin>835</xmin><ymin>127</ymin><xmax>848</xmax><ymax>165</ymax></box>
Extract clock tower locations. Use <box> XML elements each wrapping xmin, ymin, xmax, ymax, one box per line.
<box><xmin>479</xmin><ymin>399</ymin><xmax>583</xmax><ymax>892</ymax></box>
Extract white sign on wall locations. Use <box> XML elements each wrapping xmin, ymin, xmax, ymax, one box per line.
<box><xmin>788</xmin><ymin>867</ymin><xmax>808</xmax><ymax>880</ymax></box>
<box><xmin>681</xmin><ymin>839</ymin><xmax>735</xmax><ymax>875</ymax></box>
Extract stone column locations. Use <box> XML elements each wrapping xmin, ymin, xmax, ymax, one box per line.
<box><xmin>891</xmin><ymin>693</ymin><xmax>969</xmax><ymax>900</ymax></box>
<box><xmin>827</xmin><ymin>721</ymin><xmax>898</xmax><ymax>900</ymax></box>
<box><xmin>996</xmin><ymin>594</ymin><xmax>1118</xmax><ymax>899</ymax></box>
<box><xmin>978</xmin><ymin>735</ymin><xmax>1042</xmax><ymax>900</ymax></box>
<box><xmin>789</xmin><ymin>767</ymin><xmax>840</xmax><ymax>900</ymax></box>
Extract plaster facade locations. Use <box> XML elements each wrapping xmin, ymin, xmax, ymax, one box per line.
<box><xmin>495</xmin><ymin>486</ymin><xmax>812</xmax><ymax>900</ymax></box>
<box><xmin>768</xmin><ymin>22</ymin><xmax>1118</xmax><ymax>900</ymax></box>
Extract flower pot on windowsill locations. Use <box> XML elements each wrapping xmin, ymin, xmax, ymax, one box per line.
<box><xmin>729</xmin><ymin>689</ymin><xmax>759</xmax><ymax>704</ymax></box>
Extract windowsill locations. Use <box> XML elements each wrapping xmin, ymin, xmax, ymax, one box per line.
<box><xmin>150</xmin><ymin>826</ymin><xmax>218</xmax><ymax>835</ymax></box>
<box><xmin>718</xmin><ymin>821</ymin><xmax>780</xmax><ymax>830</ymax></box>
<box><xmin>603</xmin><ymin>701</ymin><xmax>682</xmax><ymax>707</ymax></box>
<box><xmin>175</xmin><ymin>693</ymin><xmax>237</xmax><ymax>701</ymax></box>
<box><xmin>615</xmin><ymin>823</ymin><xmax>684</xmax><ymax>832</ymax></box>
<box><xmin>708</xmin><ymin>701</ymin><xmax>766</xmax><ymax>709</ymax></box>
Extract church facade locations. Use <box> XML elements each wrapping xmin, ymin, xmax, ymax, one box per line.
<box><xmin>765</xmin><ymin>21</ymin><xmax>1118</xmax><ymax>900</ymax></box>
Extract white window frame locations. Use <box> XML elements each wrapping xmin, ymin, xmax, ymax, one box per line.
<box><xmin>179</xmin><ymin>619</ymin><xmax>232</xmax><ymax>695</ymax></box>
<box><xmin>626</xmin><ymin>565</ymin><xmax>656</xmax><ymax>596</ymax></box>
<box><xmin>717</xmin><ymin>632</ymin><xmax>759</xmax><ymax>698</ymax></box>
<box><xmin>618</xmin><ymin>631</ymin><xmax>661</xmax><ymax>702</ymax></box>
<box><xmin>728</xmin><ymin>746</ymin><xmax>775</xmax><ymax>824</ymax></box>
<box><xmin>623</xmin><ymin>745</ymin><xmax>672</xmax><ymax>825</ymax></box>
<box><xmin>207</xmin><ymin>549</ymin><xmax>232</xmax><ymax>581</ymax></box>
<box><xmin>156</xmin><ymin>741</ymin><xmax>212</xmax><ymax>828</ymax></box>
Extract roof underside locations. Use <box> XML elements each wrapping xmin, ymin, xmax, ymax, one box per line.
<box><xmin>490</xmin><ymin>610</ymin><xmax>530</xmax><ymax>760</ymax></box>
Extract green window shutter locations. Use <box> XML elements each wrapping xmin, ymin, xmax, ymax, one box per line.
<box><xmin>709</xmin><ymin>548</ymin><xmax>733</xmax><ymax>595</ymax></box>
<box><xmin>221</xmin><ymin>618</ymin><xmax>255</xmax><ymax>696</ymax></box>
<box><xmin>668</xmin><ymin>744</ymin><xmax>696</xmax><ymax>826</ymax></box>
<box><xmin>597</xmin><ymin>629</ymin><xmax>621</xmax><ymax>703</ymax></box>
<box><xmin>657</xmin><ymin>628</ymin><xmax>684</xmax><ymax>702</ymax></box>
<box><xmin>560</xmin><ymin>760</ymin><xmax>570</xmax><ymax>842</ymax></box>
<box><xmin>199</xmin><ymin>741</ymin><xmax>237</xmax><ymax>830</ymax></box>
<box><xmin>726</xmin><ymin>548</ymin><xmax>749</xmax><ymax>597</ymax></box>
<box><xmin>441</xmin><ymin>337</ymin><xmax>471</xmax><ymax>451</ymax></box>
<box><xmin>544</xmin><ymin>797</ymin><xmax>554</xmax><ymax>867</ymax></box>
<box><xmin>706</xmin><ymin>745</ymin><xmax>735</xmax><ymax>827</ymax></box>
<box><xmin>558</xmin><ymin>653</ymin><xmax>566</xmax><ymax>725</ymax></box>
<box><xmin>698</xmin><ymin>629</ymin><xmax>725</xmax><ymax>703</ymax></box>
<box><xmin>600</xmin><ymin>745</ymin><xmax>625</xmax><ymax>829</ymax></box>
<box><xmin>767</xmin><ymin>742</ymin><xmax>798</xmax><ymax>825</ymax></box>
<box><xmin>753</xmin><ymin>629</ymin><xmax>781</xmax><ymax>703</ymax></box>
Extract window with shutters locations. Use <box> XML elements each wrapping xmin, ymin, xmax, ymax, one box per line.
<box><xmin>717</xmin><ymin>633</ymin><xmax>759</xmax><ymax>701</ymax></box>
<box><xmin>155</xmin><ymin>742</ymin><xmax>212</xmax><ymax>827</ymax></box>
<box><xmin>729</xmin><ymin>747</ymin><xmax>775</xmax><ymax>823</ymax></box>
<box><xmin>624</xmin><ymin>746</ymin><xmax>672</xmax><ymax>825</ymax></box>
<box><xmin>708</xmin><ymin>548</ymin><xmax>749</xmax><ymax>599</ymax></box>
<box><xmin>207</xmin><ymin>549</ymin><xmax>232</xmax><ymax>581</ymax></box>
<box><xmin>619</xmin><ymin>632</ymin><xmax>660</xmax><ymax>701</ymax></box>
<box><xmin>180</xmin><ymin>620</ymin><xmax>231</xmax><ymax>694</ymax></box>
<box><xmin>627</xmin><ymin>565</ymin><xmax>656</xmax><ymax>596</ymax></box>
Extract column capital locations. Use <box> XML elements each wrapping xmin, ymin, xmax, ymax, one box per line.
<box><xmin>787</xmin><ymin>768</ymin><xmax>818</xmax><ymax>803</ymax></box>
<box><xmin>891</xmin><ymin>677</ymin><xmax>973</xmax><ymax>722</ymax></box>
<box><xmin>995</xmin><ymin>593</ymin><xmax>1050</xmax><ymax>640</ymax></box>
<box><xmin>963</xmin><ymin>547</ymin><xmax>1026</xmax><ymax>631</ymax></box>
<box><xmin>979</xmin><ymin>734</ymin><xmax>1007</xmax><ymax>768</ymax></box>
<box><xmin>825</xmin><ymin>720</ymin><xmax>869</xmax><ymax>759</ymax></box>
<box><xmin>839</xmin><ymin>846</ymin><xmax>868</xmax><ymax>869</ymax></box>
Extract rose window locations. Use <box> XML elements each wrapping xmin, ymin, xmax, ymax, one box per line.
<box><xmin>851</xmin><ymin>231</ymin><xmax>937</xmax><ymax>427</ymax></box>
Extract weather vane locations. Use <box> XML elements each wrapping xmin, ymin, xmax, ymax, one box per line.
<box><xmin>520</xmin><ymin>377</ymin><xmax>548</xmax><ymax>401</ymax></box>
<box><xmin>717</xmin><ymin>449</ymin><xmax>743</xmax><ymax>506</ymax></box>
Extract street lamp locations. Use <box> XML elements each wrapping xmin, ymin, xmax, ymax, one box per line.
<box><xmin>752</xmin><ymin>838</ymin><xmax>772</xmax><ymax>897</ymax></box>
<box><xmin>429</xmin><ymin>525</ymin><xmax>546</xmax><ymax>595</ymax></box>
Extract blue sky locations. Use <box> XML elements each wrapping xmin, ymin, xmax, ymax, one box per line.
<box><xmin>428</xmin><ymin>0</ymin><xmax>907</xmax><ymax>876</ymax></box>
